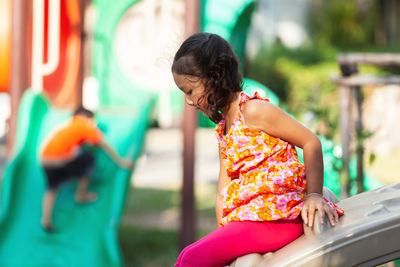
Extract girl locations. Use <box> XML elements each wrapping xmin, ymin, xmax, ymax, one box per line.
<box><xmin>172</xmin><ymin>32</ymin><xmax>343</xmax><ymax>267</ymax></box>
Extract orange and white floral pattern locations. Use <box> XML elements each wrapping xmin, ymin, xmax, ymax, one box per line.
<box><xmin>215</xmin><ymin>92</ymin><xmax>344</xmax><ymax>226</ymax></box>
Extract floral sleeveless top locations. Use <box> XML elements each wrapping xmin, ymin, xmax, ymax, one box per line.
<box><xmin>215</xmin><ymin>92</ymin><xmax>344</xmax><ymax>226</ymax></box>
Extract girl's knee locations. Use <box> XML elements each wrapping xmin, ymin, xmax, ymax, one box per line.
<box><xmin>175</xmin><ymin>242</ymin><xmax>204</xmax><ymax>267</ymax></box>
<box><xmin>176</xmin><ymin>243</ymin><xmax>197</xmax><ymax>267</ymax></box>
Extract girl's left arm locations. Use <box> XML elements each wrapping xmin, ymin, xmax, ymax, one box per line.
<box><xmin>243</xmin><ymin>100</ymin><xmax>339</xmax><ymax>227</ymax></box>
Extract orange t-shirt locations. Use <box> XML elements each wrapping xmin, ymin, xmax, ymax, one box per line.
<box><xmin>41</xmin><ymin>115</ymin><xmax>102</xmax><ymax>161</ymax></box>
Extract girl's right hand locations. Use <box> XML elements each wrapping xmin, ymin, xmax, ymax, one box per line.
<box><xmin>301</xmin><ymin>194</ymin><xmax>339</xmax><ymax>227</ymax></box>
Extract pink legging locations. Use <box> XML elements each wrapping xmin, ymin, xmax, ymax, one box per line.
<box><xmin>175</xmin><ymin>217</ymin><xmax>303</xmax><ymax>267</ymax></box>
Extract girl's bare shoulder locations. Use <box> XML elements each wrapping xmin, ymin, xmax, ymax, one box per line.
<box><xmin>242</xmin><ymin>99</ymin><xmax>278</xmax><ymax>125</ymax></box>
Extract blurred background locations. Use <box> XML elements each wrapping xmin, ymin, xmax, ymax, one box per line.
<box><xmin>0</xmin><ymin>0</ymin><xmax>399</xmax><ymax>266</ymax></box>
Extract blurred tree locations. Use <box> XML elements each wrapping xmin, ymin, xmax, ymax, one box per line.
<box><xmin>377</xmin><ymin>0</ymin><xmax>400</xmax><ymax>45</ymax></box>
<box><xmin>307</xmin><ymin>0</ymin><xmax>379</xmax><ymax>49</ymax></box>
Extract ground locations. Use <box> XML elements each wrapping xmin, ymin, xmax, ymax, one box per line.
<box><xmin>125</xmin><ymin>127</ymin><xmax>220</xmax><ymax>232</ymax></box>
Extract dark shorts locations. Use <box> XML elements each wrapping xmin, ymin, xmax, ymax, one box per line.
<box><xmin>43</xmin><ymin>151</ymin><xmax>95</xmax><ymax>190</ymax></box>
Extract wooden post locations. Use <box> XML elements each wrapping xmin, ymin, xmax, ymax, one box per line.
<box><xmin>338</xmin><ymin>85</ymin><xmax>351</xmax><ymax>198</ymax></box>
<box><xmin>334</xmin><ymin>53</ymin><xmax>400</xmax><ymax>196</ymax></box>
<box><xmin>180</xmin><ymin>0</ymin><xmax>199</xmax><ymax>250</ymax></box>
<box><xmin>354</xmin><ymin>86</ymin><xmax>365</xmax><ymax>194</ymax></box>
<box><xmin>338</xmin><ymin>61</ymin><xmax>365</xmax><ymax>195</ymax></box>
<box><xmin>338</xmin><ymin>63</ymin><xmax>358</xmax><ymax>197</ymax></box>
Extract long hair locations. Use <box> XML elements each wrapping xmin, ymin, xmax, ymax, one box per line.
<box><xmin>172</xmin><ymin>32</ymin><xmax>242</xmax><ymax>123</ymax></box>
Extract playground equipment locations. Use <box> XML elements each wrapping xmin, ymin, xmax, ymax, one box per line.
<box><xmin>0</xmin><ymin>0</ymin><xmax>11</xmax><ymax>93</ymax></box>
<box><xmin>231</xmin><ymin>182</ymin><xmax>400</xmax><ymax>266</ymax></box>
<box><xmin>33</xmin><ymin>0</ymin><xmax>84</xmax><ymax>106</ymax></box>
<box><xmin>332</xmin><ymin>53</ymin><xmax>400</xmax><ymax>195</ymax></box>
<box><xmin>0</xmin><ymin>89</ymin><xmax>152</xmax><ymax>266</ymax></box>
<box><xmin>0</xmin><ymin>0</ymin><xmax>154</xmax><ymax>265</ymax></box>
<box><xmin>201</xmin><ymin>0</ymin><xmax>256</xmax><ymax>67</ymax></box>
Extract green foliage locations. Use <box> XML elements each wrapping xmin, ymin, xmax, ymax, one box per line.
<box><xmin>307</xmin><ymin>0</ymin><xmax>379</xmax><ymax>49</ymax></box>
<box><xmin>285</xmin><ymin>61</ymin><xmax>341</xmax><ymax>139</ymax></box>
<box><xmin>247</xmin><ymin>44</ymin><xmax>337</xmax><ymax>104</ymax></box>
<box><xmin>247</xmin><ymin>0</ymin><xmax>399</xmax><ymax>139</ymax></box>
<box><xmin>247</xmin><ymin>42</ymin><xmax>389</xmax><ymax>139</ymax></box>
<box><xmin>248</xmin><ymin>44</ymin><xmax>341</xmax><ymax>138</ymax></box>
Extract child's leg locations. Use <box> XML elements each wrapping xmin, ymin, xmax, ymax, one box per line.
<box><xmin>72</xmin><ymin>152</ymin><xmax>97</xmax><ymax>202</ymax></box>
<box><xmin>175</xmin><ymin>218</ymin><xmax>303</xmax><ymax>267</ymax></box>
<box><xmin>41</xmin><ymin>188</ymin><xmax>58</xmax><ymax>231</ymax></box>
<box><xmin>75</xmin><ymin>176</ymin><xmax>98</xmax><ymax>202</ymax></box>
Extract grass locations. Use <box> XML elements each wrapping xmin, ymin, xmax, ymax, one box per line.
<box><xmin>123</xmin><ymin>187</ymin><xmax>180</xmax><ymax>216</ymax></box>
<box><xmin>118</xmin><ymin>184</ymin><xmax>218</xmax><ymax>267</ymax></box>
<box><xmin>119</xmin><ymin>224</ymin><xmax>179</xmax><ymax>267</ymax></box>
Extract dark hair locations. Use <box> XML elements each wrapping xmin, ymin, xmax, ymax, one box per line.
<box><xmin>172</xmin><ymin>32</ymin><xmax>242</xmax><ymax>123</ymax></box>
<box><xmin>73</xmin><ymin>106</ymin><xmax>94</xmax><ymax>118</ymax></box>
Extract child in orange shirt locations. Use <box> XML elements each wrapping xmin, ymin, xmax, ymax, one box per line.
<box><xmin>40</xmin><ymin>106</ymin><xmax>132</xmax><ymax>232</ymax></box>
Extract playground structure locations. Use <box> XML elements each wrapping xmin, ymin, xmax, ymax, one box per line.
<box><xmin>0</xmin><ymin>90</ymin><xmax>152</xmax><ymax>266</ymax></box>
<box><xmin>332</xmin><ymin>53</ymin><xmax>400</xmax><ymax>196</ymax></box>
<box><xmin>230</xmin><ymin>182</ymin><xmax>400</xmax><ymax>267</ymax></box>
<box><xmin>0</xmin><ymin>0</ymin><xmax>11</xmax><ymax>94</ymax></box>
<box><xmin>0</xmin><ymin>0</ymin><xmax>394</xmax><ymax>266</ymax></box>
<box><xmin>0</xmin><ymin>0</ymin><xmax>154</xmax><ymax>265</ymax></box>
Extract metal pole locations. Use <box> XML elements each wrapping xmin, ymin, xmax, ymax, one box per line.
<box><xmin>180</xmin><ymin>0</ymin><xmax>199</xmax><ymax>250</ymax></box>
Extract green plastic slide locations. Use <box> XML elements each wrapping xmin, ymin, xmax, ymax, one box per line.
<box><xmin>0</xmin><ymin>90</ymin><xmax>153</xmax><ymax>266</ymax></box>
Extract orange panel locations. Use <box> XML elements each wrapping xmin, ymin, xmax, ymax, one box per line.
<box><xmin>43</xmin><ymin>0</ymin><xmax>81</xmax><ymax>107</ymax></box>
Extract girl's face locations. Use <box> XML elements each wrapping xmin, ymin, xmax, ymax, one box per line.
<box><xmin>173</xmin><ymin>72</ymin><xmax>207</xmax><ymax>113</ymax></box>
